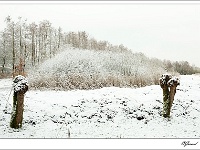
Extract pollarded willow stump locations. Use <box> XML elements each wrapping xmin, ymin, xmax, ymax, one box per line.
<box><xmin>10</xmin><ymin>75</ymin><xmax>28</xmax><ymax>129</ymax></box>
<box><xmin>159</xmin><ymin>74</ymin><xmax>180</xmax><ymax>118</ymax></box>
<box><xmin>168</xmin><ymin>77</ymin><xmax>180</xmax><ymax>112</ymax></box>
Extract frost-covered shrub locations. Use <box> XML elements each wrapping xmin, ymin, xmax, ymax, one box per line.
<box><xmin>28</xmin><ymin>47</ymin><xmax>166</xmax><ymax>90</ymax></box>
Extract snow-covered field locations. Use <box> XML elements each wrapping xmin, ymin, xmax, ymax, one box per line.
<box><xmin>0</xmin><ymin>75</ymin><xmax>200</xmax><ymax>138</ymax></box>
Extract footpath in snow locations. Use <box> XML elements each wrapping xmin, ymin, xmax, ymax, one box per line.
<box><xmin>0</xmin><ymin>75</ymin><xmax>200</xmax><ymax>138</ymax></box>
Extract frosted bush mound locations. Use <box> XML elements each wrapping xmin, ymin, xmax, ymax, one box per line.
<box><xmin>28</xmin><ymin>47</ymin><xmax>165</xmax><ymax>90</ymax></box>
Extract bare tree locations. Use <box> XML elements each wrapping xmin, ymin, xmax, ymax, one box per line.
<box><xmin>4</xmin><ymin>16</ymin><xmax>16</xmax><ymax>77</ymax></box>
<box><xmin>0</xmin><ymin>32</ymin><xmax>6</xmax><ymax>74</ymax></box>
<box><xmin>29</xmin><ymin>22</ymin><xmax>37</xmax><ymax>66</ymax></box>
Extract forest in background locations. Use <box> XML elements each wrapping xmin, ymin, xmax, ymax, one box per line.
<box><xmin>0</xmin><ymin>16</ymin><xmax>130</xmax><ymax>73</ymax></box>
<box><xmin>0</xmin><ymin>16</ymin><xmax>199</xmax><ymax>89</ymax></box>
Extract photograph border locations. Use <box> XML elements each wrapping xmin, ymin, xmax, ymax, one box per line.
<box><xmin>0</xmin><ymin>0</ymin><xmax>199</xmax><ymax>149</ymax></box>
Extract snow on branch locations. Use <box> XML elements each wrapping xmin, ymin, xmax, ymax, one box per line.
<box><xmin>167</xmin><ymin>77</ymin><xmax>180</xmax><ymax>87</ymax></box>
<box><xmin>159</xmin><ymin>74</ymin><xmax>180</xmax><ymax>88</ymax></box>
<box><xmin>13</xmin><ymin>75</ymin><xmax>28</xmax><ymax>92</ymax></box>
<box><xmin>159</xmin><ymin>74</ymin><xmax>172</xmax><ymax>88</ymax></box>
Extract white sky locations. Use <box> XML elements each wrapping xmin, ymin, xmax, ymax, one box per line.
<box><xmin>0</xmin><ymin>2</ymin><xmax>200</xmax><ymax>67</ymax></box>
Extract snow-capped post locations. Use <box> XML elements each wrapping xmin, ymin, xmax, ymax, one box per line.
<box><xmin>159</xmin><ymin>74</ymin><xmax>180</xmax><ymax>118</ymax></box>
<box><xmin>10</xmin><ymin>75</ymin><xmax>28</xmax><ymax>129</ymax></box>
<box><xmin>160</xmin><ymin>74</ymin><xmax>172</xmax><ymax>118</ymax></box>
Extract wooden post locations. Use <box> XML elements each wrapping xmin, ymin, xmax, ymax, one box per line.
<box><xmin>168</xmin><ymin>77</ymin><xmax>180</xmax><ymax>114</ymax></box>
<box><xmin>160</xmin><ymin>74</ymin><xmax>180</xmax><ymax>118</ymax></box>
<box><xmin>169</xmin><ymin>86</ymin><xmax>176</xmax><ymax>112</ymax></box>
<box><xmin>10</xmin><ymin>75</ymin><xmax>28</xmax><ymax>129</ymax></box>
<box><xmin>160</xmin><ymin>74</ymin><xmax>172</xmax><ymax>118</ymax></box>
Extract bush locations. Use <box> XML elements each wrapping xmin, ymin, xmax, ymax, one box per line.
<box><xmin>28</xmin><ymin>47</ymin><xmax>166</xmax><ymax>90</ymax></box>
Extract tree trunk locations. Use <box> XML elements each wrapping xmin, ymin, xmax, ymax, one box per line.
<box><xmin>160</xmin><ymin>74</ymin><xmax>180</xmax><ymax>118</ymax></box>
<box><xmin>169</xmin><ymin>86</ymin><xmax>176</xmax><ymax>112</ymax></box>
<box><xmin>58</xmin><ymin>27</ymin><xmax>61</xmax><ymax>51</ymax></box>
<box><xmin>2</xmin><ymin>57</ymin><xmax>6</xmax><ymax>74</ymax></box>
<box><xmin>162</xmin><ymin>85</ymin><xmax>170</xmax><ymax>118</ymax></box>
<box><xmin>38</xmin><ymin>34</ymin><xmax>41</xmax><ymax>65</ymax></box>
<box><xmin>10</xmin><ymin>76</ymin><xmax>28</xmax><ymax>129</ymax></box>
<box><xmin>12</xmin><ymin>26</ymin><xmax>15</xmax><ymax>78</ymax></box>
<box><xmin>10</xmin><ymin>91</ymin><xmax>24</xmax><ymax>128</ymax></box>
<box><xmin>49</xmin><ymin>30</ymin><xmax>52</xmax><ymax>59</ymax></box>
<box><xmin>31</xmin><ymin>30</ymin><xmax>35</xmax><ymax>66</ymax></box>
<box><xmin>19</xmin><ymin>26</ymin><xmax>23</xmax><ymax>57</ymax></box>
<box><xmin>2</xmin><ymin>38</ymin><xmax>6</xmax><ymax>74</ymax></box>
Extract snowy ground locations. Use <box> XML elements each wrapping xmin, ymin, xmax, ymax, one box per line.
<box><xmin>0</xmin><ymin>75</ymin><xmax>200</xmax><ymax>138</ymax></box>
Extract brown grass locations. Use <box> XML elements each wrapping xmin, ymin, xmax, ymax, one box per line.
<box><xmin>28</xmin><ymin>73</ymin><xmax>162</xmax><ymax>90</ymax></box>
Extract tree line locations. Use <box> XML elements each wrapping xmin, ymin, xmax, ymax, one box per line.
<box><xmin>0</xmin><ymin>16</ymin><xmax>199</xmax><ymax>77</ymax></box>
<box><xmin>0</xmin><ymin>16</ymin><xmax>129</xmax><ymax>77</ymax></box>
<box><xmin>163</xmin><ymin>60</ymin><xmax>200</xmax><ymax>75</ymax></box>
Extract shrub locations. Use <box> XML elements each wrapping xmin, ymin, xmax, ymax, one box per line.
<box><xmin>28</xmin><ymin>47</ymin><xmax>166</xmax><ymax>90</ymax></box>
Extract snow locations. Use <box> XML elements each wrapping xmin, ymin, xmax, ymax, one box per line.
<box><xmin>0</xmin><ymin>75</ymin><xmax>200</xmax><ymax>138</ymax></box>
<box><xmin>159</xmin><ymin>73</ymin><xmax>172</xmax><ymax>85</ymax></box>
<box><xmin>13</xmin><ymin>75</ymin><xmax>28</xmax><ymax>92</ymax></box>
<box><xmin>167</xmin><ymin>76</ymin><xmax>180</xmax><ymax>87</ymax></box>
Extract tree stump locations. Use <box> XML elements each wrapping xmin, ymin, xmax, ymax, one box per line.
<box><xmin>168</xmin><ymin>77</ymin><xmax>180</xmax><ymax>112</ymax></box>
<box><xmin>159</xmin><ymin>74</ymin><xmax>180</xmax><ymax>118</ymax></box>
<box><xmin>10</xmin><ymin>75</ymin><xmax>28</xmax><ymax>129</ymax></box>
